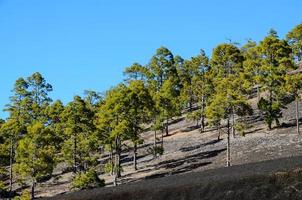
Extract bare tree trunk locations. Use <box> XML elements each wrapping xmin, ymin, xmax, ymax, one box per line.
<box><xmin>275</xmin><ymin>118</ymin><xmax>280</xmax><ymax>127</ymax></box>
<box><xmin>154</xmin><ymin>130</ymin><xmax>157</xmax><ymax>148</ymax></box>
<box><xmin>110</xmin><ymin>144</ymin><xmax>113</xmax><ymax>175</ymax></box>
<box><xmin>226</xmin><ymin>117</ymin><xmax>231</xmax><ymax>167</ymax></box>
<box><xmin>217</xmin><ymin>124</ymin><xmax>221</xmax><ymax>140</ymax></box>
<box><xmin>114</xmin><ymin>136</ymin><xmax>120</xmax><ymax>187</ymax></box>
<box><xmin>232</xmin><ymin>109</ymin><xmax>235</xmax><ymax>138</ymax></box>
<box><xmin>9</xmin><ymin>139</ymin><xmax>13</xmax><ymax>198</ymax></box>
<box><xmin>116</xmin><ymin>151</ymin><xmax>121</xmax><ymax>178</ymax></box>
<box><xmin>115</xmin><ymin>136</ymin><xmax>121</xmax><ymax>179</ymax></box>
<box><xmin>133</xmin><ymin>143</ymin><xmax>137</xmax><ymax>170</ymax></box>
<box><xmin>31</xmin><ymin>179</ymin><xmax>35</xmax><ymax>200</ymax></box>
<box><xmin>153</xmin><ymin>130</ymin><xmax>157</xmax><ymax>157</ymax></box>
<box><xmin>73</xmin><ymin>133</ymin><xmax>77</xmax><ymax>173</ymax></box>
<box><xmin>113</xmin><ymin>175</ymin><xmax>117</xmax><ymax>186</ymax></box>
<box><xmin>296</xmin><ymin>98</ymin><xmax>300</xmax><ymax>134</ymax></box>
<box><xmin>165</xmin><ymin>117</ymin><xmax>169</xmax><ymax>136</ymax></box>
<box><xmin>257</xmin><ymin>85</ymin><xmax>260</xmax><ymax>102</ymax></box>
<box><xmin>114</xmin><ymin>137</ymin><xmax>121</xmax><ymax>186</ymax></box>
<box><xmin>161</xmin><ymin>129</ymin><xmax>164</xmax><ymax>149</ymax></box>
<box><xmin>201</xmin><ymin>95</ymin><xmax>205</xmax><ymax>132</ymax></box>
<box><xmin>189</xmin><ymin>96</ymin><xmax>193</xmax><ymax>113</ymax></box>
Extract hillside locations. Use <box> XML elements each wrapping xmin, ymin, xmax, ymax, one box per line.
<box><xmin>47</xmin><ymin>156</ymin><xmax>302</xmax><ymax>200</ymax></box>
<box><xmin>33</xmin><ymin>99</ymin><xmax>302</xmax><ymax>198</ymax></box>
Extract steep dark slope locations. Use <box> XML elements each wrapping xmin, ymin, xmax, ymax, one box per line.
<box><xmin>46</xmin><ymin>156</ymin><xmax>302</xmax><ymax>200</ymax></box>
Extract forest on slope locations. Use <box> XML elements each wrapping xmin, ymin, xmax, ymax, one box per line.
<box><xmin>1</xmin><ymin>22</ymin><xmax>302</xmax><ymax>199</ymax></box>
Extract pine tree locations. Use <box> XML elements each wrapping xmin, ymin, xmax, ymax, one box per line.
<box><xmin>207</xmin><ymin>43</ymin><xmax>252</xmax><ymax>166</ymax></box>
<box><xmin>242</xmin><ymin>40</ymin><xmax>262</xmax><ymax>100</ymax></box>
<box><xmin>125</xmin><ymin>80</ymin><xmax>153</xmax><ymax>170</ymax></box>
<box><xmin>0</xmin><ymin>118</ymin><xmax>24</xmax><ymax>197</ymax></box>
<box><xmin>3</xmin><ymin>72</ymin><xmax>55</xmax><ymax>199</ymax></box>
<box><xmin>14</xmin><ymin>122</ymin><xmax>56</xmax><ymax>199</ymax></box>
<box><xmin>285</xmin><ymin>73</ymin><xmax>302</xmax><ymax>134</ymax></box>
<box><xmin>287</xmin><ymin>23</ymin><xmax>302</xmax><ymax>63</ymax></box>
<box><xmin>61</xmin><ymin>96</ymin><xmax>98</xmax><ymax>173</ymax></box>
<box><xmin>210</xmin><ymin>43</ymin><xmax>245</xmax><ymax>137</ymax></box>
<box><xmin>95</xmin><ymin>84</ymin><xmax>130</xmax><ymax>185</ymax></box>
<box><xmin>286</xmin><ymin>23</ymin><xmax>302</xmax><ymax>134</ymax></box>
<box><xmin>147</xmin><ymin>47</ymin><xmax>181</xmax><ymax>136</ymax></box>
<box><xmin>257</xmin><ymin>30</ymin><xmax>294</xmax><ymax>129</ymax></box>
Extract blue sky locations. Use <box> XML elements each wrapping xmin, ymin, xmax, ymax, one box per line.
<box><xmin>0</xmin><ymin>0</ymin><xmax>301</xmax><ymax>119</ymax></box>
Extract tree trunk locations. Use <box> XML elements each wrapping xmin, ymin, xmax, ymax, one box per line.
<box><xmin>73</xmin><ymin>133</ymin><xmax>77</xmax><ymax>173</ymax></box>
<box><xmin>114</xmin><ymin>137</ymin><xmax>121</xmax><ymax>186</ymax></box>
<box><xmin>110</xmin><ymin>145</ymin><xmax>113</xmax><ymax>176</ymax></box>
<box><xmin>154</xmin><ymin>130</ymin><xmax>157</xmax><ymax>148</ymax></box>
<box><xmin>31</xmin><ymin>179</ymin><xmax>35</xmax><ymax>200</ymax></box>
<box><xmin>115</xmin><ymin>136</ymin><xmax>121</xmax><ymax>178</ymax></box>
<box><xmin>296</xmin><ymin>99</ymin><xmax>300</xmax><ymax>134</ymax></box>
<box><xmin>153</xmin><ymin>130</ymin><xmax>157</xmax><ymax>157</ymax></box>
<box><xmin>268</xmin><ymin>122</ymin><xmax>272</xmax><ymax>130</ymax></box>
<box><xmin>9</xmin><ymin>139</ymin><xmax>13</xmax><ymax>198</ymax></box>
<box><xmin>113</xmin><ymin>177</ymin><xmax>117</xmax><ymax>186</ymax></box>
<box><xmin>232</xmin><ymin>110</ymin><xmax>235</xmax><ymax>138</ymax></box>
<box><xmin>165</xmin><ymin>117</ymin><xmax>169</xmax><ymax>136</ymax></box>
<box><xmin>217</xmin><ymin>124</ymin><xmax>221</xmax><ymax>141</ymax></box>
<box><xmin>201</xmin><ymin>95</ymin><xmax>205</xmax><ymax>132</ymax></box>
<box><xmin>189</xmin><ymin>96</ymin><xmax>193</xmax><ymax>112</ymax></box>
<box><xmin>226</xmin><ymin>117</ymin><xmax>231</xmax><ymax>167</ymax></box>
<box><xmin>161</xmin><ymin>129</ymin><xmax>164</xmax><ymax>149</ymax></box>
<box><xmin>257</xmin><ymin>85</ymin><xmax>260</xmax><ymax>102</ymax></box>
<box><xmin>133</xmin><ymin>143</ymin><xmax>137</xmax><ymax>170</ymax></box>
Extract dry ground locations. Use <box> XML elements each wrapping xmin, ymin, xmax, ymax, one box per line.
<box><xmin>34</xmin><ymin>100</ymin><xmax>302</xmax><ymax>198</ymax></box>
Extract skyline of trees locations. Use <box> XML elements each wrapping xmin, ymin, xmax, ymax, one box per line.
<box><xmin>0</xmin><ymin>22</ymin><xmax>302</xmax><ymax>199</ymax></box>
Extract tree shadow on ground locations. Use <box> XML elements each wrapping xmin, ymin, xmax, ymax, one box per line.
<box><xmin>155</xmin><ymin>148</ymin><xmax>225</xmax><ymax>171</ymax></box>
<box><xmin>122</xmin><ymin>167</ymin><xmax>155</xmax><ymax>179</ymax></box>
<box><xmin>168</xmin><ymin>117</ymin><xmax>185</xmax><ymax>126</ymax></box>
<box><xmin>280</xmin><ymin>118</ymin><xmax>302</xmax><ymax>128</ymax></box>
<box><xmin>121</xmin><ymin>153</ymin><xmax>151</xmax><ymax>165</ymax></box>
<box><xmin>181</xmin><ymin>125</ymin><xmax>201</xmax><ymax>132</ymax></box>
<box><xmin>144</xmin><ymin>161</ymin><xmax>212</xmax><ymax>180</ymax></box>
<box><xmin>179</xmin><ymin>139</ymin><xmax>223</xmax><ymax>152</ymax></box>
<box><xmin>244</xmin><ymin>128</ymin><xmax>263</xmax><ymax>135</ymax></box>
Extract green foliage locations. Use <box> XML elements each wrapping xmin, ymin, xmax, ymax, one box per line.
<box><xmin>258</xmin><ymin>98</ymin><xmax>282</xmax><ymax>129</ymax></box>
<box><xmin>14</xmin><ymin>122</ymin><xmax>56</xmax><ymax>183</ymax></box>
<box><xmin>124</xmin><ymin>63</ymin><xmax>149</xmax><ymax>82</ymax></box>
<box><xmin>147</xmin><ymin>146</ymin><xmax>164</xmax><ymax>156</ymax></box>
<box><xmin>71</xmin><ymin>169</ymin><xmax>105</xmax><ymax>190</ymax></box>
<box><xmin>0</xmin><ymin>167</ymin><xmax>7</xmax><ymax>194</ymax></box>
<box><xmin>61</xmin><ymin>95</ymin><xmax>98</xmax><ymax>172</ymax></box>
<box><xmin>256</xmin><ymin>31</ymin><xmax>294</xmax><ymax>129</ymax></box>
<box><xmin>177</xmin><ymin>50</ymin><xmax>210</xmax><ymax>111</ymax></box>
<box><xmin>211</xmin><ymin>43</ymin><xmax>244</xmax><ymax>79</ymax></box>
<box><xmin>104</xmin><ymin>161</ymin><xmax>114</xmax><ymax>174</ymax></box>
<box><xmin>0</xmin><ymin>181</ymin><xmax>6</xmax><ymax>194</ymax></box>
<box><xmin>287</xmin><ymin>23</ymin><xmax>302</xmax><ymax>62</ymax></box>
<box><xmin>186</xmin><ymin>110</ymin><xmax>202</xmax><ymax>126</ymax></box>
<box><xmin>234</xmin><ymin>122</ymin><xmax>252</xmax><ymax>137</ymax></box>
<box><xmin>13</xmin><ymin>190</ymin><xmax>31</xmax><ymax>200</ymax></box>
<box><xmin>242</xmin><ymin>40</ymin><xmax>262</xmax><ymax>96</ymax></box>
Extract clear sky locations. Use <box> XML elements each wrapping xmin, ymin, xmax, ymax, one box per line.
<box><xmin>1</xmin><ymin>0</ymin><xmax>301</xmax><ymax>119</ymax></box>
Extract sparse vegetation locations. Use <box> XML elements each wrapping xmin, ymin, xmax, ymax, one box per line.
<box><xmin>0</xmin><ymin>22</ymin><xmax>302</xmax><ymax>199</ymax></box>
